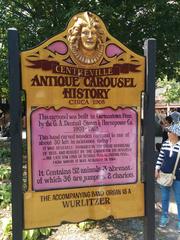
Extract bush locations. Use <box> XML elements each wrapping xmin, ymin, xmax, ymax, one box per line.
<box><xmin>0</xmin><ymin>183</ymin><xmax>11</xmax><ymax>208</ymax></box>
<box><xmin>0</xmin><ymin>165</ymin><xmax>11</xmax><ymax>180</ymax></box>
<box><xmin>1</xmin><ymin>217</ymin><xmax>12</xmax><ymax>240</ymax></box>
<box><xmin>23</xmin><ymin>228</ymin><xmax>52</xmax><ymax>240</ymax></box>
<box><xmin>0</xmin><ymin>146</ymin><xmax>11</xmax><ymax>164</ymax></box>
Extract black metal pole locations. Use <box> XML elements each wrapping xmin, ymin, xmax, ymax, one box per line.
<box><xmin>143</xmin><ymin>38</ymin><xmax>156</xmax><ymax>240</ymax></box>
<box><xmin>8</xmin><ymin>28</ymin><xmax>23</xmax><ymax>240</ymax></box>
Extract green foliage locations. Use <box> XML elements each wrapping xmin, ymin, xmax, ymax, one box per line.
<box><xmin>0</xmin><ymin>146</ymin><xmax>11</xmax><ymax>164</ymax></box>
<box><xmin>23</xmin><ymin>228</ymin><xmax>52</xmax><ymax>240</ymax></box>
<box><xmin>77</xmin><ymin>220</ymin><xmax>96</xmax><ymax>231</ymax></box>
<box><xmin>0</xmin><ymin>183</ymin><xmax>11</xmax><ymax>207</ymax></box>
<box><xmin>1</xmin><ymin>219</ymin><xmax>52</xmax><ymax>240</ymax></box>
<box><xmin>0</xmin><ymin>218</ymin><xmax>52</xmax><ymax>240</ymax></box>
<box><xmin>0</xmin><ymin>146</ymin><xmax>11</xmax><ymax>209</ymax></box>
<box><xmin>0</xmin><ymin>164</ymin><xmax>11</xmax><ymax>180</ymax></box>
<box><xmin>157</xmin><ymin>77</ymin><xmax>180</xmax><ymax>103</ymax></box>
<box><xmin>1</xmin><ymin>217</ymin><xmax>12</xmax><ymax>240</ymax></box>
<box><xmin>1</xmin><ymin>217</ymin><xmax>52</xmax><ymax>240</ymax></box>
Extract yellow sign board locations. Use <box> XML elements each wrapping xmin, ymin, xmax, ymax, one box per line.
<box><xmin>21</xmin><ymin>12</ymin><xmax>145</xmax><ymax>229</ymax></box>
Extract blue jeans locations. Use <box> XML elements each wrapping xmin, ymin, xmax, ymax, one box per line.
<box><xmin>160</xmin><ymin>180</ymin><xmax>180</xmax><ymax>221</ymax></box>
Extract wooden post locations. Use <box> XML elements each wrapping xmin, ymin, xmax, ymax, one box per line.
<box><xmin>8</xmin><ymin>28</ymin><xmax>23</xmax><ymax>240</ymax></box>
<box><xmin>143</xmin><ymin>38</ymin><xmax>156</xmax><ymax>240</ymax></box>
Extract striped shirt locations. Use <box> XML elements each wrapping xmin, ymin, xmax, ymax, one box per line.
<box><xmin>156</xmin><ymin>140</ymin><xmax>180</xmax><ymax>180</ymax></box>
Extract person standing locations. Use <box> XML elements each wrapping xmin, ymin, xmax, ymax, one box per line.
<box><xmin>155</xmin><ymin>124</ymin><xmax>180</xmax><ymax>231</ymax></box>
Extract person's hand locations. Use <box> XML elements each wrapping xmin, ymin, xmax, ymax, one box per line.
<box><xmin>155</xmin><ymin>170</ymin><xmax>160</xmax><ymax>179</ymax></box>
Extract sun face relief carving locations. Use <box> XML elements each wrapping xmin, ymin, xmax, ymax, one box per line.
<box><xmin>67</xmin><ymin>12</ymin><xmax>105</xmax><ymax>65</ymax></box>
<box><xmin>81</xmin><ymin>26</ymin><xmax>98</xmax><ymax>50</ymax></box>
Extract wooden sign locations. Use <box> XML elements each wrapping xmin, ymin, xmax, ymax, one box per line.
<box><xmin>21</xmin><ymin>11</ymin><xmax>145</xmax><ymax>229</ymax></box>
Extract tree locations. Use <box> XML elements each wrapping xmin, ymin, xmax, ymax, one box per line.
<box><xmin>0</xmin><ymin>0</ymin><xmax>180</xmax><ymax>98</ymax></box>
<box><xmin>157</xmin><ymin>77</ymin><xmax>180</xmax><ymax>103</ymax></box>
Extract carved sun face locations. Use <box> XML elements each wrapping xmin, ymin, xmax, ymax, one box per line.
<box><xmin>80</xmin><ymin>26</ymin><xmax>97</xmax><ymax>50</ymax></box>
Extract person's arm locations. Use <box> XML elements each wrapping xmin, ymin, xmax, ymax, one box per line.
<box><xmin>155</xmin><ymin>144</ymin><xmax>165</xmax><ymax>178</ymax></box>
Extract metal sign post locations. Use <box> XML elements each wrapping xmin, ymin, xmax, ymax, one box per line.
<box><xmin>8</xmin><ymin>28</ymin><xmax>23</xmax><ymax>240</ymax></box>
<box><xmin>143</xmin><ymin>38</ymin><xmax>156</xmax><ymax>240</ymax></box>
